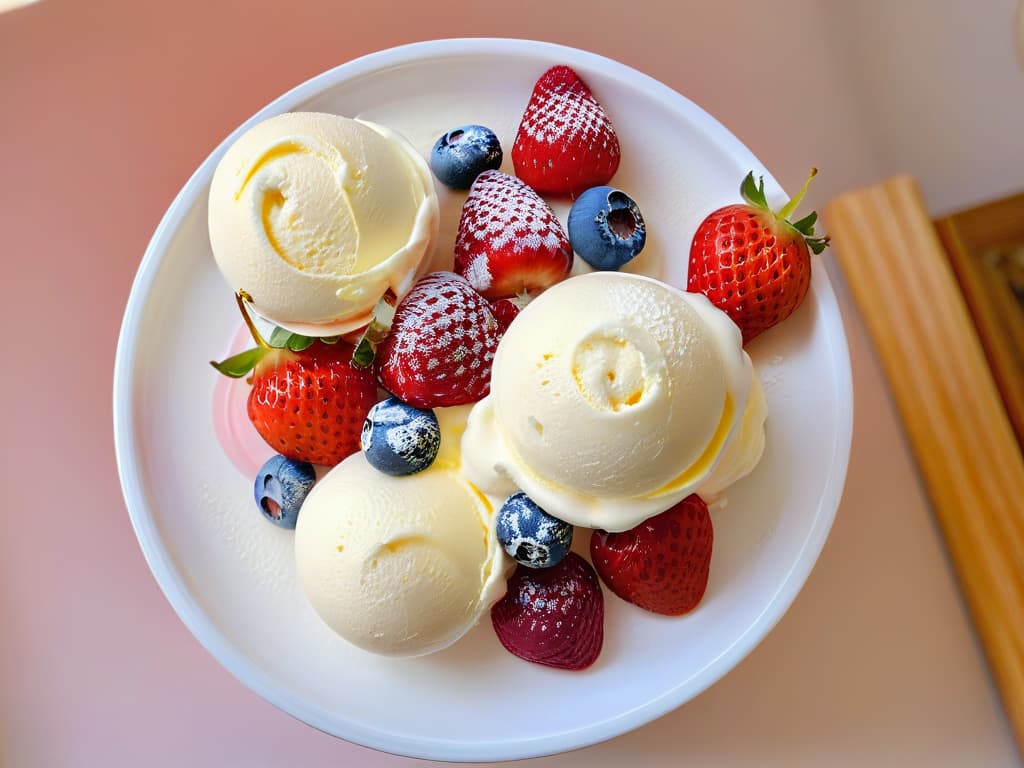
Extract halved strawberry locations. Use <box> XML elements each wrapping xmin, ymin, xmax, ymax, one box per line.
<box><xmin>491</xmin><ymin>552</ymin><xmax>604</xmax><ymax>670</ymax></box>
<box><xmin>375</xmin><ymin>271</ymin><xmax>501</xmax><ymax>409</ymax></box>
<box><xmin>211</xmin><ymin>295</ymin><xmax>379</xmax><ymax>466</ymax></box>
<box><xmin>511</xmin><ymin>65</ymin><xmax>621</xmax><ymax>198</ymax></box>
<box><xmin>453</xmin><ymin>170</ymin><xmax>572</xmax><ymax>300</ymax></box>
<box><xmin>590</xmin><ymin>494</ymin><xmax>713</xmax><ymax>616</ymax></box>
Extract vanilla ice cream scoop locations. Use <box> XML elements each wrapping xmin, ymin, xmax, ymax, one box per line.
<box><xmin>462</xmin><ymin>272</ymin><xmax>765</xmax><ymax>532</ymax></box>
<box><xmin>699</xmin><ymin>371</ymin><xmax>767</xmax><ymax>500</ymax></box>
<box><xmin>208</xmin><ymin>112</ymin><xmax>438</xmax><ymax>336</ymax></box>
<box><xmin>295</xmin><ymin>407</ymin><xmax>508</xmax><ymax>657</ymax></box>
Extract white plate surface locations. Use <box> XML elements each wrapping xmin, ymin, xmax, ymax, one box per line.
<box><xmin>114</xmin><ymin>38</ymin><xmax>853</xmax><ymax>762</ymax></box>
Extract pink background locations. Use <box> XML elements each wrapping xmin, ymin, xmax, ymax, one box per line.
<box><xmin>2</xmin><ymin>1</ymin><xmax>1022</xmax><ymax>766</ymax></box>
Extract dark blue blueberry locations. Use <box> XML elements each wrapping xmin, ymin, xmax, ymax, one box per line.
<box><xmin>254</xmin><ymin>454</ymin><xmax>316</xmax><ymax>529</ymax></box>
<box><xmin>496</xmin><ymin>492</ymin><xmax>574</xmax><ymax>569</ymax></box>
<box><xmin>430</xmin><ymin>125</ymin><xmax>503</xmax><ymax>189</ymax></box>
<box><xmin>360</xmin><ymin>397</ymin><xmax>441</xmax><ymax>476</ymax></box>
<box><xmin>567</xmin><ymin>186</ymin><xmax>647</xmax><ymax>271</ymax></box>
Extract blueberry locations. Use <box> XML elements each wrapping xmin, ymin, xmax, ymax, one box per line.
<box><xmin>430</xmin><ymin>125</ymin><xmax>502</xmax><ymax>189</ymax></box>
<box><xmin>496</xmin><ymin>492</ymin><xmax>574</xmax><ymax>569</ymax></box>
<box><xmin>361</xmin><ymin>397</ymin><xmax>441</xmax><ymax>476</ymax></box>
<box><xmin>567</xmin><ymin>186</ymin><xmax>647</xmax><ymax>270</ymax></box>
<box><xmin>254</xmin><ymin>454</ymin><xmax>316</xmax><ymax>529</ymax></box>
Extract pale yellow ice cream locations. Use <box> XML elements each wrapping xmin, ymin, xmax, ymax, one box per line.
<box><xmin>462</xmin><ymin>272</ymin><xmax>765</xmax><ymax>532</ymax></box>
<box><xmin>208</xmin><ymin>112</ymin><xmax>438</xmax><ymax>337</ymax></box>
<box><xmin>699</xmin><ymin>372</ymin><xmax>767</xmax><ymax>500</ymax></box>
<box><xmin>294</xmin><ymin>407</ymin><xmax>508</xmax><ymax>657</ymax></box>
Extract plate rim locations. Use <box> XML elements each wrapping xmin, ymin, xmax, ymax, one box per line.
<box><xmin>112</xmin><ymin>37</ymin><xmax>854</xmax><ymax>762</ymax></box>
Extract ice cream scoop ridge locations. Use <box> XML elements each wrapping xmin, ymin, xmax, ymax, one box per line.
<box><xmin>208</xmin><ymin>112</ymin><xmax>438</xmax><ymax>337</ymax></box>
<box><xmin>294</xmin><ymin>406</ymin><xmax>509</xmax><ymax>657</ymax></box>
<box><xmin>462</xmin><ymin>272</ymin><xmax>766</xmax><ymax>532</ymax></box>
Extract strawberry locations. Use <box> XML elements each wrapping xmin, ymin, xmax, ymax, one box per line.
<box><xmin>453</xmin><ymin>170</ymin><xmax>572</xmax><ymax>300</ymax></box>
<box><xmin>211</xmin><ymin>294</ymin><xmax>379</xmax><ymax>466</ymax></box>
<box><xmin>590</xmin><ymin>494</ymin><xmax>713</xmax><ymax>616</ymax></box>
<box><xmin>687</xmin><ymin>169</ymin><xmax>830</xmax><ymax>344</ymax></box>
<box><xmin>511</xmin><ymin>65</ymin><xmax>621</xmax><ymax>198</ymax></box>
<box><xmin>491</xmin><ymin>552</ymin><xmax>604</xmax><ymax>670</ymax></box>
<box><xmin>489</xmin><ymin>298</ymin><xmax>521</xmax><ymax>334</ymax></box>
<box><xmin>375</xmin><ymin>271</ymin><xmax>501</xmax><ymax>409</ymax></box>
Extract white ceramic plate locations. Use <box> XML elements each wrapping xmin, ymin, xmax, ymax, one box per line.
<box><xmin>114</xmin><ymin>39</ymin><xmax>852</xmax><ymax>762</ymax></box>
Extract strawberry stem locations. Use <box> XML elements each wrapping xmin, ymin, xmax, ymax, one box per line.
<box><xmin>236</xmin><ymin>291</ymin><xmax>271</xmax><ymax>350</ymax></box>
<box><xmin>776</xmin><ymin>168</ymin><xmax>818</xmax><ymax>222</ymax></box>
<box><xmin>209</xmin><ymin>292</ymin><xmax>273</xmax><ymax>379</ymax></box>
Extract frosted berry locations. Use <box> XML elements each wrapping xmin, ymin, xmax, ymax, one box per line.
<box><xmin>496</xmin><ymin>492</ymin><xmax>573</xmax><ymax>568</ymax></box>
<box><xmin>491</xmin><ymin>552</ymin><xmax>604</xmax><ymax>670</ymax></box>
<box><xmin>360</xmin><ymin>397</ymin><xmax>441</xmax><ymax>476</ymax></box>
<box><xmin>430</xmin><ymin>124</ymin><xmax>503</xmax><ymax>189</ymax></box>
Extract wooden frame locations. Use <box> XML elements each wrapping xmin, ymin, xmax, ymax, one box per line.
<box><xmin>825</xmin><ymin>177</ymin><xmax>1024</xmax><ymax>756</ymax></box>
<box><xmin>935</xmin><ymin>192</ymin><xmax>1024</xmax><ymax>449</ymax></box>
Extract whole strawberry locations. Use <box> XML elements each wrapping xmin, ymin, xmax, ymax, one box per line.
<box><xmin>375</xmin><ymin>271</ymin><xmax>502</xmax><ymax>409</ymax></box>
<box><xmin>454</xmin><ymin>170</ymin><xmax>572</xmax><ymax>300</ymax></box>
<box><xmin>688</xmin><ymin>170</ymin><xmax>829</xmax><ymax>344</ymax></box>
<box><xmin>590</xmin><ymin>494</ymin><xmax>713</xmax><ymax>616</ymax></box>
<box><xmin>491</xmin><ymin>552</ymin><xmax>604</xmax><ymax>670</ymax></box>
<box><xmin>512</xmin><ymin>65</ymin><xmax>620</xmax><ymax>198</ymax></box>
<box><xmin>246</xmin><ymin>341</ymin><xmax>377</xmax><ymax>466</ymax></box>
<box><xmin>211</xmin><ymin>296</ymin><xmax>379</xmax><ymax>466</ymax></box>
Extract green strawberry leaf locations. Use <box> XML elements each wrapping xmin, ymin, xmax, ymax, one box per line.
<box><xmin>768</xmin><ymin>169</ymin><xmax>831</xmax><ymax>255</ymax></box>
<box><xmin>267</xmin><ymin>326</ymin><xmax>293</xmax><ymax>348</ymax></box>
<box><xmin>266</xmin><ymin>326</ymin><xmax>316</xmax><ymax>352</ymax></box>
<box><xmin>791</xmin><ymin>211</ymin><xmax>818</xmax><ymax>236</ymax></box>
<box><xmin>739</xmin><ymin>172</ymin><xmax>769</xmax><ymax>210</ymax></box>
<box><xmin>351</xmin><ymin>294</ymin><xmax>398</xmax><ymax>369</ymax></box>
<box><xmin>286</xmin><ymin>334</ymin><xmax>315</xmax><ymax>352</ymax></box>
<box><xmin>352</xmin><ymin>339</ymin><xmax>376</xmax><ymax>368</ymax></box>
<box><xmin>210</xmin><ymin>346</ymin><xmax>266</xmax><ymax>378</ymax></box>
<box><xmin>807</xmin><ymin>235</ymin><xmax>831</xmax><ymax>255</ymax></box>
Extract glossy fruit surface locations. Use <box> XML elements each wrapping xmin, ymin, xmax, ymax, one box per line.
<box><xmin>688</xmin><ymin>171</ymin><xmax>828</xmax><ymax>343</ymax></box>
<box><xmin>590</xmin><ymin>494</ymin><xmax>713</xmax><ymax>615</ymax></box>
<box><xmin>253</xmin><ymin>454</ymin><xmax>316</xmax><ymax>528</ymax></box>
<box><xmin>568</xmin><ymin>185</ymin><xmax>646</xmax><ymax>270</ymax></box>
<box><xmin>246</xmin><ymin>340</ymin><xmax>379</xmax><ymax>466</ymax></box>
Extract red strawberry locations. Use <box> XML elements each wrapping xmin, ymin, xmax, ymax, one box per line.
<box><xmin>246</xmin><ymin>341</ymin><xmax>377</xmax><ymax>466</ymax></box>
<box><xmin>688</xmin><ymin>169</ymin><xmax>830</xmax><ymax>344</ymax></box>
<box><xmin>491</xmin><ymin>552</ymin><xmax>604</xmax><ymax>670</ymax></box>
<box><xmin>511</xmin><ymin>65</ymin><xmax>621</xmax><ymax>198</ymax></box>
<box><xmin>489</xmin><ymin>298</ymin><xmax>521</xmax><ymax>334</ymax></box>
<box><xmin>211</xmin><ymin>296</ymin><xmax>379</xmax><ymax>466</ymax></box>
<box><xmin>590</xmin><ymin>494</ymin><xmax>713</xmax><ymax>616</ymax></box>
<box><xmin>375</xmin><ymin>271</ymin><xmax>501</xmax><ymax>409</ymax></box>
<box><xmin>453</xmin><ymin>170</ymin><xmax>572</xmax><ymax>300</ymax></box>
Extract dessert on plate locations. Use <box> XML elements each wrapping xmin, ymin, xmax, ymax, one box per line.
<box><xmin>207</xmin><ymin>63</ymin><xmax>826</xmax><ymax>668</ymax></box>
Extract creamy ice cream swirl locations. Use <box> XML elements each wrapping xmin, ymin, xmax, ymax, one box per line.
<box><xmin>462</xmin><ymin>272</ymin><xmax>765</xmax><ymax>532</ymax></box>
<box><xmin>208</xmin><ymin>112</ymin><xmax>438</xmax><ymax>336</ymax></box>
